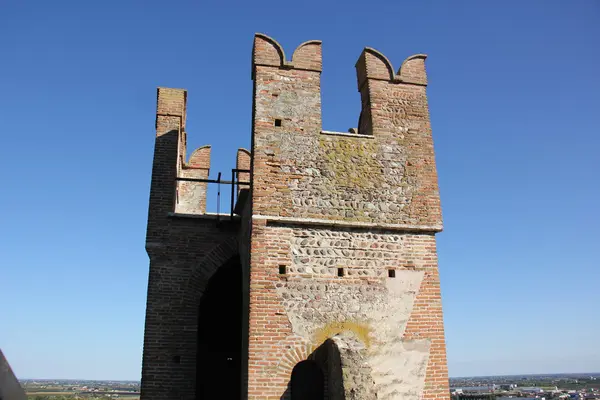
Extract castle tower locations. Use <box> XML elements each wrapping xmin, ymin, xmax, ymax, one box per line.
<box><xmin>141</xmin><ymin>34</ymin><xmax>449</xmax><ymax>400</ymax></box>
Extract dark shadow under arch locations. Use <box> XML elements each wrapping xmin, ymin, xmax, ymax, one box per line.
<box><xmin>196</xmin><ymin>255</ymin><xmax>242</xmax><ymax>400</ymax></box>
<box><xmin>291</xmin><ymin>360</ymin><xmax>325</xmax><ymax>400</ymax></box>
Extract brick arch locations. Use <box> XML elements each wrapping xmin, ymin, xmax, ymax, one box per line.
<box><xmin>272</xmin><ymin>336</ymin><xmax>314</xmax><ymax>381</ymax></box>
<box><xmin>276</xmin><ymin>337</ymin><xmax>349</xmax><ymax>400</ymax></box>
<box><xmin>276</xmin><ymin>332</ymin><xmax>375</xmax><ymax>400</ymax></box>
<box><xmin>275</xmin><ymin>338</ymin><xmax>323</xmax><ymax>400</ymax></box>
<box><xmin>185</xmin><ymin>236</ymin><xmax>239</xmax><ymax>308</ymax></box>
<box><xmin>274</xmin><ymin>327</ymin><xmax>370</xmax><ymax>381</ymax></box>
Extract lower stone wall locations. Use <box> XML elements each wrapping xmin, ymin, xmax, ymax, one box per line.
<box><xmin>247</xmin><ymin>220</ymin><xmax>449</xmax><ymax>400</ymax></box>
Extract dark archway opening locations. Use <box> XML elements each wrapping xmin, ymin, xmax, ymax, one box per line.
<box><xmin>291</xmin><ymin>360</ymin><xmax>324</xmax><ymax>400</ymax></box>
<box><xmin>196</xmin><ymin>256</ymin><xmax>243</xmax><ymax>400</ymax></box>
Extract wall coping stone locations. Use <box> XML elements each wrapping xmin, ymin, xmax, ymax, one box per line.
<box><xmin>252</xmin><ymin>215</ymin><xmax>443</xmax><ymax>233</ymax></box>
<box><xmin>320</xmin><ymin>130</ymin><xmax>375</xmax><ymax>139</ymax></box>
<box><xmin>167</xmin><ymin>212</ymin><xmax>241</xmax><ymax>221</ymax></box>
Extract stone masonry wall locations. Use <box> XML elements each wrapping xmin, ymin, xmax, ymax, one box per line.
<box><xmin>248</xmin><ymin>34</ymin><xmax>449</xmax><ymax>400</ymax></box>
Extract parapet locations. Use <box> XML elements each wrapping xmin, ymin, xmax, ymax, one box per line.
<box><xmin>356</xmin><ymin>48</ymin><xmax>428</xmax><ymax>89</ymax></box>
<box><xmin>187</xmin><ymin>146</ymin><xmax>211</xmax><ymax>169</ymax></box>
<box><xmin>150</xmin><ymin>87</ymin><xmax>214</xmax><ymax>217</ymax></box>
<box><xmin>252</xmin><ymin>33</ymin><xmax>322</xmax><ymax>74</ymax></box>
<box><xmin>175</xmin><ymin>144</ymin><xmax>212</xmax><ymax>215</ymax></box>
<box><xmin>236</xmin><ymin>148</ymin><xmax>251</xmax><ymax>174</ymax></box>
<box><xmin>252</xmin><ymin>33</ymin><xmax>427</xmax><ymax>89</ymax></box>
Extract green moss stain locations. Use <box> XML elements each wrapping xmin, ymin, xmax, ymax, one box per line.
<box><xmin>318</xmin><ymin>137</ymin><xmax>381</xmax><ymax>190</ymax></box>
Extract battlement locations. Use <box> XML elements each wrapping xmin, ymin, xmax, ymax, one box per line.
<box><xmin>176</xmin><ymin>144</ymin><xmax>211</xmax><ymax>215</ymax></box>
<box><xmin>147</xmin><ymin>87</ymin><xmax>251</xmax><ymax>225</ymax></box>
<box><xmin>252</xmin><ymin>34</ymin><xmax>322</xmax><ymax>74</ymax></box>
<box><xmin>251</xmin><ymin>33</ymin><xmax>442</xmax><ymax>229</ymax></box>
<box><xmin>147</xmin><ymin>36</ymin><xmax>440</xmax><ymax>229</ymax></box>
<box><xmin>252</xmin><ymin>33</ymin><xmax>426</xmax><ymax>86</ymax></box>
<box><xmin>356</xmin><ymin>48</ymin><xmax>428</xmax><ymax>88</ymax></box>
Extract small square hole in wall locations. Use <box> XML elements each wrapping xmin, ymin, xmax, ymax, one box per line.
<box><xmin>388</xmin><ymin>269</ymin><xmax>396</xmax><ymax>278</ymax></box>
<box><xmin>274</xmin><ymin>119</ymin><xmax>282</xmax><ymax>127</ymax></box>
<box><xmin>279</xmin><ymin>265</ymin><xmax>287</xmax><ymax>275</ymax></box>
<box><xmin>337</xmin><ymin>267</ymin><xmax>344</xmax><ymax>277</ymax></box>
<box><xmin>173</xmin><ymin>355</ymin><xmax>181</xmax><ymax>364</ymax></box>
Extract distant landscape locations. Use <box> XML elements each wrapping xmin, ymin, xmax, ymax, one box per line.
<box><xmin>20</xmin><ymin>380</ymin><xmax>139</xmax><ymax>400</ymax></box>
<box><xmin>20</xmin><ymin>373</ymin><xmax>600</xmax><ymax>400</ymax></box>
<box><xmin>450</xmin><ymin>373</ymin><xmax>600</xmax><ymax>400</ymax></box>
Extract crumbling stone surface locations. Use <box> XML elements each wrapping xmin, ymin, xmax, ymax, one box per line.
<box><xmin>331</xmin><ymin>333</ymin><xmax>377</xmax><ymax>400</ymax></box>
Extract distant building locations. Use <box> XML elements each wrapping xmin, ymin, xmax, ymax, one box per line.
<box><xmin>500</xmin><ymin>384</ymin><xmax>518</xmax><ymax>390</ymax></box>
<box><xmin>520</xmin><ymin>387</ymin><xmax>545</xmax><ymax>394</ymax></box>
<box><xmin>454</xmin><ymin>386</ymin><xmax>497</xmax><ymax>393</ymax></box>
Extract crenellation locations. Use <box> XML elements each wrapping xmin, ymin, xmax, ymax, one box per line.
<box><xmin>398</xmin><ymin>54</ymin><xmax>428</xmax><ymax>86</ymax></box>
<box><xmin>176</xmin><ymin>145</ymin><xmax>211</xmax><ymax>215</ymax></box>
<box><xmin>290</xmin><ymin>40</ymin><xmax>323</xmax><ymax>72</ymax></box>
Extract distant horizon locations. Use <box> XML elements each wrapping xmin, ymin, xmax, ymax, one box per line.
<box><xmin>18</xmin><ymin>371</ymin><xmax>600</xmax><ymax>382</ymax></box>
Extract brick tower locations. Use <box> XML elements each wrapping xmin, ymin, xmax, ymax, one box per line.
<box><xmin>141</xmin><ymin>33</ymin><xmax>450</xmax><ymax>400</ymax></box>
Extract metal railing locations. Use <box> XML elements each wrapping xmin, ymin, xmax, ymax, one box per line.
<box><xmin>175</xmin><ymin>168</ymin><xmax>250</xmax><ymax>221</ymax></box>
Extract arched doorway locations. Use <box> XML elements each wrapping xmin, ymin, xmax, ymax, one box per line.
<box><xmin>291</xmin><ymin>360</ymin><xmax>324</xmax><ymax>400</ymax></box>
<box><xmin>196</xmin><ymin>256</ymin><xmax>243</xmax><ymax>399</ymax></box>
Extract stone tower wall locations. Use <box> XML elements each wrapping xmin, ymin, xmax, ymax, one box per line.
<box><xmin>247</xmin><ymin>34</ymin><xmax>449</xmax><ymax>400</ymax></box>
<box><xmin>141</xmin><ymin>34</ymin><xmax>450</xmax><ymax>400</ymax></box>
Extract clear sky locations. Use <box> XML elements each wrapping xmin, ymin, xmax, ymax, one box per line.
<box><xmin>1</xmin><ymin>0</ymin><xmax>599</xmax><ymax>381</ymax></box>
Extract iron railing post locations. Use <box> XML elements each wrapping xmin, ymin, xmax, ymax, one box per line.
<box><xmin>230</xmin><ymin>169</ymin><xmax>236</xmax><ymax>219</ymax></box>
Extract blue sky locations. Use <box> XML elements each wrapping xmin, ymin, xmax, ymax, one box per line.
<box><xmin>1</xmin><ymin>0</ymin><xmax>599</xmax><ymax>380</ymax></box>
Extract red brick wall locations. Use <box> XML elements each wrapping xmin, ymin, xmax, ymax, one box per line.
<box><xmin>177</xmin><ymin>145</ymin><xmax>211</xmax><ymax>214</ymax></box>
<box><xmin>237</xmin><ymin>148</ymin><xmax>251</xmax><ymax>195</ymax></box>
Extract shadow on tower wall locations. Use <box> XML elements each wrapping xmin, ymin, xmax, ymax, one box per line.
<box><xmin>280</xmin><ymin>339</ymin><xmax>345</xmax><ymax>400</ymax></box>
